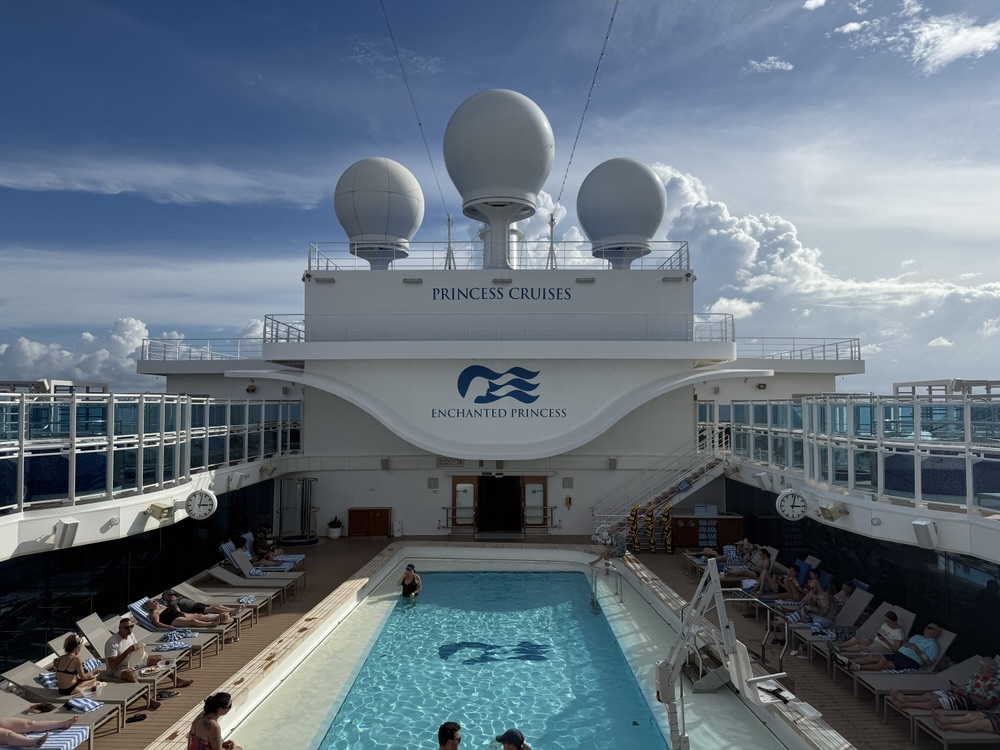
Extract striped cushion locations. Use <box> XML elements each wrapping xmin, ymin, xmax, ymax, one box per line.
<box><xmin>237</xmin><ymin>595</ymin><xmax>256</xmax><ymax>604</ymax></box>
<box><xmin>36</xmin><ymin>671</ymin><xmax>58</xmax><ymax>689</ymax></box>
<box><xmin>66</xmin><ymin>696</ymin><xmax>104</xmax><ymax>712</ymax></box>
<box><xmin>249</xmin><ymin>567</ymin><xmax>271</xmax><ymax>577</ymax></box>
<box><xmin>153</xmin><ymin>642</ymin><xmax>191</xmax><ymax>652</ymax></box>
<box><xmin>82</xmin><ymin>657</ymin><xmax>103</xmax><ymax>673</ymax></box>
<box><xmin>19</xmin><ymin>726</ymin><xmax>89</xmax><ymax>750</ymax></box>
<box><xmin>159</xmin><ymin>630</ymin><xmax>197</xmax><ymax>641</ymax></box>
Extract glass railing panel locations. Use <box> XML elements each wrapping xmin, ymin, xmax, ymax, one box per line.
<box><xmin>209</xmin><ymin>404</ymin><xmax>227</xmax><ymax>428</ymax></box>
<box><xmin>697</xmin><ymin>402</ymin><xmax>713</xmax><ymax>422</ymax></box>
<box><xmin>263</xmin><ymin>430</ymin><xmax>278</xmax><ymax>456</ymax></box>
<box><xmin>113</xmin><ymin>448</ymin><xmax>137</xmax><ymax>492</ymax></box>
<box><xmin>718</xmin><ymin>404</ymin><xmax>731</xmax><ymax>423</ymax></box>
<box><xmin>884</xmin><ymin>450</ymin><xmax>915</xmax><ymax>500</ymax></box>
<box><xmin>790</xmin><ymin>402</ymin><xmax>803</xmax><ymax>430</ymax></box>
<box><xmin>28</xmin><ymin>403</ymin><xmax>70</xmax><ymax>440</ymax></box>
<box><xmin>815</xmin><ymin>402</ymin><xmax>828</xmax><ymax>434</ymax></box>
<box><xmin>770</xmin><ymin>434</ymin><xmax>788</xmax><ymax>467</ymax></box>
<box><xmin>248</xmin><ymin>404</ymin><xmax>262</xmax><ymax>428</ymax></box>
<box><xmin>25</xmin><ymin>454</ymin><xmax>69</xmax><ymax>501</ymax></box>
<box><xmin>921</xmin><ymin>404</ymin><xmax>966</xmax><ymax>443</ymax></box>
<box><xmin>288</xmin><ymin>402</ymin><xmax>302</xmax><ymax>422</ymax></box>
<box><xmin>791</xmin><ymin>438</ymin><xmax>804</xmax><ymax>470</ymax></box>
<box><xmin>115</xmin><ymin>402</ymin><xmax>138</xmax><ymax>435</ymax></box>
<box><xmin>142</xmin><ymin>447</ymin><xmax>159</xmax><ymax>487</ymax></box>
<box><xmin>247</xmin><ymin>432</ymin><xmax>261</xmax><ymax>459</ymax></box>
<box><xmin>733</xmin><ymin>431</ymin><xmax>750</xmax><ymax>458</ymax></box>
<box><xmin>832</xmin><ymin>446</ymin><xmax>849</xmax><ymax>487</ymax></box>
<box><xmin>970</xmin><ymin>404</ymin><xmax>1000</xmax><ymax>443</ymax></box>
<box><xmin>972</xmin><ymin>457</ymin><xmax>1000</xmax><ymax>511</ymax></box>
<box><xmin>883</xmin><ymin>403</ymin><xmax>915</xmax><ymax>440</ymax></box>
<box><xmin>921</xmin><ymin>453</ymin><xmax>966</xmax><ymax>504</ymax></box>
<box><xmin>853</xmin><ymin>403</ymin><xmax>877</xmax><ymax>438</ymax></box>
<box><xmin>752</xmin><ymin>403</ymin><xmax>768</xmax><ymax>428</ymax></box>
<box><xmin>143</xmin><ymin>403</ymin><xmax>160</xmax><ymax>433</ymax></box>
<box><xmin>287</xmin><ymin>428</ymin><xmax>301</xmax><ymax>453</ymax></box>
<box><xmin>190</xmin><ymin>438</ymin><xmax>206</xmax><ymax>470</ymax></box>
<box><xmin>0</xmin><ymin>457</ymin><xmax>16</xmax><ymax>507</ymax></box>
<box><xmin>163</xmin><ymin>444</ymin><xmax>175</xmax><ymax>483</ymax></box>
<box><xmin>0</xmin><ymin>403</ymin><xmax>20</xmax><ymax>441</ymax></box>
<box><xmin>753</xmin><ymin>432</ymin><xmax>769</xmax><ymax>462</ymax></box>
<box><xmin>831</xmin><ymin>402</ymin><xmax>848</xmax><ymax>436</ymax></box>
<box><xmin>163</xmin><ymin>403</ymin><xmax>177</xmax><ymax>433</ymax></box>
<box><xmin>208</xmin><ymin>436</ymin><xmax>226</xmax><ymax>466</ymax></box>
<box><xmin>770</xmin><ymin>402</ymin><xmax>788</xmax><ymax>429</ymax></box>
<box><xmin>75</xmin><ymin>453</ymin><xmax>107</xmax><ymax>497</ymax></box>
<box><xmin>230</xmin><ymin>404</ymin><xmax>246</xmax><ymax>428</ymax></box>
<box><xmin>818</xmin><ymin>445</ymin><xmax>830</xmax><ymax>483</ymax></box>
<box><xmin>76</xmin><ymin>404</ymin><xmax>108</xmax><ymax>437</ymax></box>
<box><xmin>853</xmin><ymin>449</ymin><xmax>878</xmax><ymax>492</ymax></box>
<box><xmin>264</xmin><ymin>403</ymin><xmax>280</xmax><ymax>426</ymax></box>
<box><xmin>229</xmin><ymin>434</ymin><xmax>245</xmax><ymax>462</ymax></box>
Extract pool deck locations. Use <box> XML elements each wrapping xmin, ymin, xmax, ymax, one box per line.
<box><xmin>95</xmin><ymin>536</ymin><xmax>912</xmax><ymax>750</ymax></box>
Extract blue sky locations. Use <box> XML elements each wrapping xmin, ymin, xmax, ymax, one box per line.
<box><xmin>1</xmin><ymin>0</ymin><xmax>999</xmax><ymax>392</ymax></box>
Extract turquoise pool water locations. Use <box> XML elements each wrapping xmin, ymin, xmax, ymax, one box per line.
<box><xmin>320</xmin><ymin>571</ymin><xmax>668</xmax><ymax>749</ymax></box>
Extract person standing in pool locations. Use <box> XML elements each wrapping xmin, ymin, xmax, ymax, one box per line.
<box><xmin>438</xmin><ymin>721</ymin><xmax>461</xmax><ymax>750</ymax></box>
<box><xmin>398</xmin><ymin>563</ymin><xmax>421</xmax><ymax>598</ymax></box>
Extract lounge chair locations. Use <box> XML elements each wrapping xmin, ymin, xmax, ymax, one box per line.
<box><xmin>128</xmin><ymin>596</ymin><xmax>227</xmax><ymax>665</ymax></box>
<box><xmin>881</xmin><ymin>655</ymin><xmax>998</xmax><ymax>743</ymax></box>
<box><xmin>241</xmin><ymin>531</ymin><xmax>305</xmax><ymax>570</ymax></box>
<box><xmin>914</xmin><ymin>710</ymin><xmax>1000</xmax><ymax>750</ymax></box>
<box><xmin>787</xmin><ymin>588</ymin><xmax>874</xmax><ymax>660</ymax></box>
<box><xmin>170</xmin><ymin>580</ymin><xmax>279</xmax><ymax>624</ymax></box>
<box><xmin>0</xmin><ymin>686</ymin><xmax>119</xmax><ymax>748</ymax></box>
<box><xmin>852</xmin><ymin>627</ymin><xmax>958</xmax><ymax>711</ymax></box>
<box><xmin>127</xmin><ymin>594</ymin><xmax>239</xmax><ymax>648</ymax></box>
<box><xmin>200</xmin><ymin>563</ymin><xmax>299</xmax><ymax>602</ymax></box>
<box><xmin>212</xmin><ymin>543</ymin><xmax>306</xmax><ymax>596</ymax></box>
<box><xmin>806</xmin><ymin>601</ymin><xmax>901</xmax><ymax>674</ymax></box>
<box><xmin>74</xmin><ymin>614</ymin><xmax>188</xmax><ymax>694</ymax></box>
<box><xmin>828</xmin><ymin>606</ymin><xmax>918</xmax><ymax>682</ymax></box>
<box><xmin>220</xmin><ymin>540</ymin><xmax>297</xmax><ymax>573</ymax></box>
<box><xmin>0</xmin><ymin>711</ymin><xmax>90</xmax><ymax>750</ymax></box>
<box><xmin>0</xmin><ymin>661</ymin><xmax>150</xmax><ymax>728</ymax></box>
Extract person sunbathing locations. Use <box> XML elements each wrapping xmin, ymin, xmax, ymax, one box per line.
<box><xmin>755</xmin><ymin>565</ymin><xmax>806</xmax><ymax>602</ymax></box>
<box><xmin>840</xmin><ymin>623</ymin><xmax>942</xmax><ymax>672</ymax></box>
<box><xmin>233</xmin><ymin>535</ymin><xmax>285</xmax><ymax>567</ymax></box>
<box><xmin>769</xmin><ymin>583</ymin><xmax>839</xmax><ymax>645</ymax></box>
<box><xmin>144</xmin><ymin>599</ymin><xmax>232</xmax><ymax>628</ymax></box>
<box><xmin>835</xmin><ymin>610</ymin><xmax>903</xmax><ymax>656</ymax></box>
<box><xmin>889</xmin><ymin>658</ymin><xmax>1000</xmax><ymax>711</ymax></box>
<box><xmin>0</xmin><ymin>715</ymin><xmax>78</xmax><ymax>748</ymax></box>
<box><xmin>160</xmin><ymin>589</ymin><xmax>242</xmax><ymax>618</ymax></box>
<box><xmin>53</xmin><ymin>634</ymin><xmax>100</xmax><ymax>696</ymax></box>
<box><xmin>931</xmin><ymin>707</ymin><xmax>1000</xmax><ymax>734</ymax></box>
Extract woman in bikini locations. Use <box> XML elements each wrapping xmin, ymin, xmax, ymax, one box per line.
<box><xmin>188</xmin><ymin>692</ymin><xmax>242</xmax><ymax>750</ymax></box>
<box><xmin>144</xmin><ymin>599</ymin><xmax>232</xmax><ymax>628</ymax></box>
<box><xmin>53</xmin><ymin>634</ymin><xmax>100</xmax><ymax>696</ymax></box>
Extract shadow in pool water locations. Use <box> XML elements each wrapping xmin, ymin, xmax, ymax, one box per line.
<box><xmin>439</xmin><ymin>640</ymin><xmax>551</xmax><ymax>663</ymax></box>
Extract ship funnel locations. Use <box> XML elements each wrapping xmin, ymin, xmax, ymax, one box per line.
<box><xmin>444</xmin><ymin>89</ymin><xmax>554</xmax><ymax>269</ymax></box>
<box><xmin>577</xmin><ymin>158</ymin><xmax>666</xmax><ymax>269</ymax></box>
<box><xmin>334</xmin><ymin>157</ymin><xmax>424</xmax><ymax>270</ymax></box>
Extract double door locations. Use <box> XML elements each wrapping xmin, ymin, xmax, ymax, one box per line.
<box><xmin>451</xmin><ymin>476</ymin><xmax>548</xmax><ymax>532</ymax></box>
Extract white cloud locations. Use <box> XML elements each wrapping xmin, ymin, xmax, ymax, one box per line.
<box><xmin>704</xmin><ymin>297</ymin><xmax>762</xmax><ymax>319</ymax></box>
<box><xmin>835</xmin><ymin>22</ymin><xmax>867</xmax><ymax>34</ymax></box>
<box><xmin>978</xmin><ymin>318</ymin><xmax>1000</xmax><ymax>337</ymax></box>
<box><xmin>803</xmin><ymin>0</ymin><xmax>827</xmax><ymax>10</ymax></box>
<box><xmin>908</xmin><ymin>15</ymin><xmax>1000</xmax><ymax>75</ymax></box>
<box><xmin>916</xmin><ymin>310</ymin><xmax>934</xmax><ymax>319</ymax></box>
<box><xmin>0</xmin><ymin>152</ymin><xmax>327</xmax><ymax>208</ymax></box>
<box><xmin>927</xmin><ymin>337</ymin><xmax>953</xmax><ymax>347</ymax></box>
<box><xmin>743</xmin><ymin>56</ymin><xmax>795</xmax><ymax>74</ymax></box>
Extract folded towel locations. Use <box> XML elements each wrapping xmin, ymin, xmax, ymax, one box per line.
<box><xmin>66</xmin><ymin>697</ymin><xmax>104</xmax><ymax>713</ymax></box>
<box><xmin>237</xmin><ymin>595</ymin><xmax>256</xmax><ymax>604</ymax></box>
<box><xmin>159</xmin><ymin>629</ymin><xmax>197</xmax><ymax>641</ymax></box>
<box><xmin>82</xmin><ymin>657</ymin><xmax>103</xmax><ymax>673</ymax></box>
<box><xmin>23</xmin><ymin>725</ymin><xmax>90</xmax><ymax>749</ymax></box>
<box><xmin>36</xmin><ymin>671</ymin><xmax>58</xmax><ymax>689</ymax></box>
<box><xmin>152</xmin><ymin>642</ymin><xmax>191</xmax><ymax>652</ymax></box>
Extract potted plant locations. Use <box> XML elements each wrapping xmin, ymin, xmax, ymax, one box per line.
<box><xmin>327</xmin><ymin>516</ymin><xmax>343</xmax><ymax>539</ymax></box>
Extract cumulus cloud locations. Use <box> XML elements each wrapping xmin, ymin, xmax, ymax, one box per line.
<box><xmin>928</xmin><ymin>337</ymin><xmax>953</xmax><ymax>347</ymax></box>
<box><xmin>833</xmin><ymin>5</ymin><xmax>1000</xmax><ymax>74</ymax></box>
<box><xmin>743</xmin><ymin>57</ymin><xmax>795</xmax><ymax>74</ymax></box>
<box><xmin>978</xmin><ymin>318</ymin><xmax>1000</xmax><ymax>337</ymax></box>
<box><xmin>0</xmin><ymin>317</ymin><xmax>267</xmax><ymax>391</ymax></box>
<box><xmin>803</xmin><ymin>0</ymin><xmax>827</xmax><ymax>10</ymax></box>
<box><xmin>705</xmin><ymin>297</ymin><xmax>762</xmax><ymax>319</ymax></box>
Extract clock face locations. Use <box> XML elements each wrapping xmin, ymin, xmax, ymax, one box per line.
<box><xmin>775</xmin><ymin>489</ymin><xmax>807</xmax><ymax>521</ymax></box>
<box><xmin>185</xmin><ymin>490</ymin><xmax>218</xmax><ymax>520</ymax></box>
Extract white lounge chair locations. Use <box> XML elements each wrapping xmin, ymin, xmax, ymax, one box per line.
<box><xmin>852</xmin><ymin>627</ymin><xmax>958</xmax><ymax>711</ymax></box>
<box><xmin>0</xmin><ymin>685</ymin><xmax>118</xmax><ymax>749</ymax></box>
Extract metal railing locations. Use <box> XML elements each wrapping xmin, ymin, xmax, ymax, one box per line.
<box><xmin>261</xmin><ymin>312</ymin><xmax>735</xmax><ymax>345</ymax></box>
<box><xmin>141</xmin><ymin>338</ymin><xmax>264</xmax><ymax>361</ymax></box>
<box><xmin>308</xmin><ymin>240</ymin><xmax>690</xmax><ymax>271</ymax></box>
<box><xmin>735</xmin><ymin>338</ymin><xmax>861</xmax><ymax>361</ymax></box>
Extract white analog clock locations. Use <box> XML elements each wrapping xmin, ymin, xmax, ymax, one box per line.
<box><xmin>775</xmin><ymin>489</ymin><xmax>807</xmax><ymax>521</ymax></box>
<box><xmin>185</xmin><ymin>489</ymin><xmax>218</xmax><ymax>520</ymax></box>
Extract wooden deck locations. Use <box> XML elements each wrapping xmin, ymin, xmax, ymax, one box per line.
<box><xmin>81</xmin><ymin>538</ymin><xmax>921</xmax><ymax>750</ymax></box>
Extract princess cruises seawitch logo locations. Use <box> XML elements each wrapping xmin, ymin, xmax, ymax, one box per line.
<box><xmin>457</xmin><ymin>365</ymin><xmax>540</xmax><ymax>404</ymax></box>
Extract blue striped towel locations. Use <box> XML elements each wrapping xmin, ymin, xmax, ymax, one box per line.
<box><xmin>36</xmin><ymin>671</ymin><xmax>58</xmax><ymax>689</ymax></box>
<box><xmin>82</xmin><ymin>657</ymin><xmax>103</xmax><ymax>673</ymax></box>
<box><xmin>159</xmin><ymin>630</ymin><xmax>197</xmax><ymax>641</ymax></box>
<box><xmin>21</xmin><ymin>725</ymin><xmax>89</xmax><ymax>749</ymax></box>
<box><xmin>67</xmin><ymin>696</ymin><xmax>104</xmax><ymax>712</ymax></box>
<box><xmin>249</xmin><ymin>567</ymin><xmax>270</xmax><ymax>577</ymax></box>
<box><xmin>237</xmin><ymin>595</ymin><xmax>256</xmax><ymax>604</ymax></box>
<box><xmin>153</xmin><ymin>642</ymin><xmax>190</xmax><ymax>652</ymax></box>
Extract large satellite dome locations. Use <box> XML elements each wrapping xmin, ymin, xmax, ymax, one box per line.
<box><xmin>577</xmin><ymin>158</ymin><xmax>666</xmax><ymax>268</ymax></box>
<box><xmin>443</xmin><ymin>89</ymin><xmax>554</xmax><ymax>221</ymax></box>
<box><xmin>334</xmin><ymin>157</ymin><xmax>424</xmax><ymax>269</ymax></box>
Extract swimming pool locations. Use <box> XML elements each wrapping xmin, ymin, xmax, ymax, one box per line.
<box><xmin>226</xmin><ymin>548</ymin><xmax>793</xmax><ymax>750</ymax></box>
<box><xmin>321</xmin><ymin>570</ymin><xmax>667</xmax><ymax>749</ymax></box>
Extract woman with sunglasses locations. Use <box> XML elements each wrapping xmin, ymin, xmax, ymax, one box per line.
<box><xmin>188</xmin><ymin>692</ymin><xmax>242</xmax><ymax>750</ymax></box>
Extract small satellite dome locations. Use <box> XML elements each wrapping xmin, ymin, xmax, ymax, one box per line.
<box><xmin>334</xmin><ymin>158</ymin><xmax>424</xmax><ymax>269</ymax></box>
<box><xmin>577</xmin><ymin>158</ymin><xmax>666</xmax><ymax>268</ymax></box>
<box><xmin>443</xmin><ymin>89</ymin><xmax>554</xmax><ymax>222</ymax></box>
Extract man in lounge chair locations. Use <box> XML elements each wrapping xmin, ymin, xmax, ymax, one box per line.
<box><xmin>233</xmin><ymin>535</ymin><xmax>285</xmax><ymax>567</ymax></box>
<box><xmin>104</xmin><ymin>617</ymin><xmax>193</xmax><ymax>710</ymax></box>
<box><xmin>839</xmin><ymin>622</ymin><xmax>942</xmax><ymax>672</ymax></box>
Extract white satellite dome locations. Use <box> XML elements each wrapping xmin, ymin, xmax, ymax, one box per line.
<box><xmin>577</xmin><ymin>157</ymin><xmax>666</xmax><ymax>269</ymax></box>
<box><xmin>334</xmin><ymin>157</ymin><xmax>424</xmax><ymax>269</ymax></box>
<box><xmin>443</xmin><ymin>89</ymin><xmax>554</xmax><ymax>269</ymax></box>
